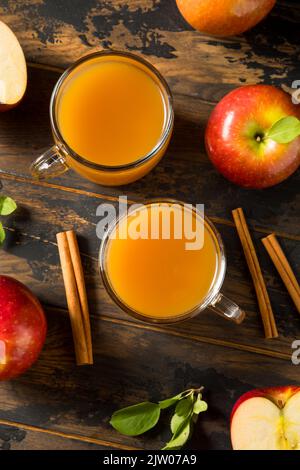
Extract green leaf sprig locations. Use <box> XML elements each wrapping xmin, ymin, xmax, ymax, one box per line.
<box><xmin>0</xmin><ymin>195</ymin><xmax>17</xmax><ymax>245</ymax></box>
<box><xmin>110</xmin><ymin>387</ymin><xmax>208</xmax><ymax>450</ymax></box>
<box><xmin>266</xmin><ymin>115</ymin><xmax>300</xmax><ymax>144</ymax></box>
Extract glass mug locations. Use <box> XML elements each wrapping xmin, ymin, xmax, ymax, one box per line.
<box><xmin>99</xmin><ymin>200</ymin><xmax>245</xmax><ymax>324</ymax></box>
<box><xmin>31</xmin><ymin>51</ymin><xmax>174</xmax><ymax>186</ymax></box>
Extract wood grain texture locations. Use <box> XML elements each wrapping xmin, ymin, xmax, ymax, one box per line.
<box><xmin>0</xmin><ymin>308</ymin><xmax>299</xmax><ymax>450</ymax></box>
<box><xmin>0</xmin><ymin>0</ymin><xmax>299</xmax><ymax>97</ymax></box>
<box><xmin>0</xmin><ymin>66</ymin><xmax>299</xmax><ymax>239</ymax></box>
<box><xmin>0</xmin><ymin>176</ymin><xmax>299</xmax><ymax>358</ymax></box>
<box><xmin>0</xmin><ymin>0</ymin><xmax>299</xmax><ymax>451</ymax></box>
<box><xmin>0</xmin><ymin>422</ymin><xmax>120</xmax><ymax>450</ymax></box>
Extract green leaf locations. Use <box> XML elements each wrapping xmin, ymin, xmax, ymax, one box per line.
<box><xmin>0</xmin><ymin>222</ymin><xmax>5</xmax><ymax>245</ymax></box>
<box><xmin>266</xmin><ymin>116</ymin><xmax>300</xmax><ymax>144</ymax></box>
<box><xmin>0</xmin><ymin>196</ymin><xmax>17</xmax><ymax>216</ymax></box>
<box><xmin>159</xmin><ymin>392</ymin><xmax>183</xmax><ymax>410</ymax></box>
<box><xmin>158</xmin><ymin>388</ymin><xmax>194</xmax><ymax>409</ymax></box>
<box><xmin>163</xmin><ymin>419</ymin><xmax>191</xmax><ymax>450</ymax></box>
<box><xmin>170</xmin><ymin>396</ymin><xmax>194</xmax><ymax>434</ymax></box>
<box><xmin>170</xmin><ymin>410</ymin><xmax>189</xmax><ymax>435</ymax></box>
<box><xmin>175</xmin><ymin>395</ymin><xmax>194</xmax><ymax>416</ymax></box>
<box><xmin>110</xmin><ymin>387</ymin><xmax>206</xmax><ymax>449</ymax></box>
<box><xmin>110</xmin><ymin>402</ymin><xmax>160</xmax><ymax>436</ymax></box>
<box><xmin>193</xmin><ymin>394</ymin><xmax>208</xmax><ymax>415</ymax></box>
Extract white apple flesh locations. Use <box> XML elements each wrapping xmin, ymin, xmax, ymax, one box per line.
<box><xmin>0</xmin><ymin>21</ymin><xmax>27</xmax><ymax>110</ymax></box>
<box><xmin>231</xmin><ymin>388</ymin><xmax>300</xmax><ymax>450</ymax></box>
<box><xmin>283</xmin><ymin>391</ymin><xmax>300</xmax><ymax>450</ymax></box>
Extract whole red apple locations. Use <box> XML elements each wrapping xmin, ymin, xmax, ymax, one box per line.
<box><xmin>0</xmin><ymin>276</ymin><xmax>47</xmax><ymax>380</ymax></box>
<box><xmin>231</xmin><ymin>386</ymin><xmax>300</xmax><ymax>449</ymax></box>
<box><xmin>205</xmin><ymin>85</ymin><xmax>300</xmax><ymax>188</ymax></box>
<box><xmin>176</xmin><ymin>0</ymin><xmax>276</xmax><ymax>37</ymax></box>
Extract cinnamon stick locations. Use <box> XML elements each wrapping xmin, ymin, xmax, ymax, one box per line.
<box><xmin>66</xmin><ymin>230</ymin><xmax>93</xmax><ymax>363</ymax></box>
<box><xmin>56</xmin><ymin>231</ymin><xmax>91</xmax><ymax>365</ymax></box>
<box><xmin>262</xmin><ymin>233</ymin><xmax>300</xmax><ymax>314</ymax></box>
<box><xmin>232</xmin><ymin>208</ymin><xmax>278</xmax><ymax>339</ymax></box>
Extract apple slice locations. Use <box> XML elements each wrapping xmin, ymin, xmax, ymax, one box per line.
<box><xmin>0</xmin><ymin>21</ymin><xmax>27</xmax><ymax>111</ymax></box>
<box><xmin>231</xmin><ymin>387</ymin><xmax>300</xmax><ymax>450</ymax></box>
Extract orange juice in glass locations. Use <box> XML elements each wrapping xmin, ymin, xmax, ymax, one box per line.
<box><xmin>31</xmin><ymin>51</ymin><xmax>173</xmax><ymax>186</ymax></box>
<box><xmin>100</xmin><ymin>200</ymin><xmax>245</xmax><ymax>324</ymax></box>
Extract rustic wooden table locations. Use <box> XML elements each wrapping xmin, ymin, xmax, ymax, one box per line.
<box><xmin>0</xmin><ymin>0</ymin><xmax>299</xmax><ymax>451</ymax></box>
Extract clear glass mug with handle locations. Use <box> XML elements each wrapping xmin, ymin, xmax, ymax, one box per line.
<box><xmin>30</xmin><ymin>51</ymin><xmax>174</xmax><ymax>186</ymax></box>
<box><xmin>99</xmin><ymin>199</ymin><xmax>245</xmax><ymax>325</ymax></box>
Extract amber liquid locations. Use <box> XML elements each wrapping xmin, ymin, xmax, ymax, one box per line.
<box><xmin>105</xmin><ymin>204</ymin><xmax>219</xmax><ymax>319</ymax></box>
<box><xmin>57</xmin><ymin>56</ymin><xmax>166</xmax><ymax>167</ymax></box>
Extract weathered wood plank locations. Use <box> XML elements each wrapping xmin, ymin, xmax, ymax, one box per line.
<box><xmin>0</xmin><ymin>0</ymin><xmax>299</xmax><ymax>451</ymax></box>
<box><xmin>0</xmin><ymin>176</ymin><xmax>299</xmax><ymax>358</ymax></box>
<box><xmin>0</xmin><ymin>66</ymin><xmax>299</xmax><ymax>238</ymax></box>
<box><xmin>0</xmin><ymin>307</ymin><xmax>298</xmax><ymax>450</ymax></box>
<box><xmin>0</xmin><ymin>422</ymin><xmax>119</xmax><ymax>450</ymax></box>
<box><xmin>0</xmin><ymin>0</ymin><xmax>299</xmax><ymax>97</ymax></box>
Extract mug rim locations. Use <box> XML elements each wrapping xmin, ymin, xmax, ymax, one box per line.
<box><xmin>50</xmin><ymin>50</ymin><xmax>174</xmax><ymax>172</ymax></box>
<box><xmin>99</xmin><ymin>199</ymin><xmax>227</xmax><ymax>324</ymax></box>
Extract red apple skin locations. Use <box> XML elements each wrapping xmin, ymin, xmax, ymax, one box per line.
<box><xmin>205</xmin><ymin>85</ymin><xmax>300</xmax><ymax>189</ymax></box>
<box><xmin>0</xmin><ymin>276</ymin><xmax>47</xmax><ymax>380</ymax></box>
<box><xmin>176</xmin><ymin>0</ymin><xmax>276</xmax><ymax>37</ymax></box>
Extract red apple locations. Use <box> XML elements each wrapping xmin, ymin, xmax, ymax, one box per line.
<box><xmin>0</xmin><ymin>21</ymin><xmax>27</xmax><ymax>111</ymax></box>
<box><xmin>231</xmin><ymin>386</ymin><xmax>300</xmax><ymax>450</ymax></box>
<box><xmin>0</xmin><ymin>276</ymin><xmax>47</xmax><ymax>380</ymax></box>
<box><xmin>176</xmin><ymin>0</ymin><xmax>276</xmax><ymax>37</ymax></box>
<box><xmin>205</xmin><ymin>85</ymin><xmax>300</xmax><ymax>188</ymax></box>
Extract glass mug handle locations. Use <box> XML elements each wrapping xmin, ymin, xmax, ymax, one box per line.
<box><xmin>30</xmin><ymin>145</ymin><xmax>69</xmax><ymax>180</ymax></box>
<box><xmin>208</xmin><ymin>293</ymin><xmax>245</xmax><ymax>324</ymax></box>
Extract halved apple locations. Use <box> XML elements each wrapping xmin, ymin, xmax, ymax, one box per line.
<box><xmin>0</xmin><ymin>21</ymin><xmax>27</xmax><ymax>111</ymax></box>
<box><xmin>231</xmin><ymin>387</ymin><xmax>300</xmax><ymax>450</ymax></box>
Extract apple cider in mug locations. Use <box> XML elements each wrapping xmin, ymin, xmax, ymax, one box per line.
<box><xmin>100</xmin><ymin>201</ymin><xmax>245</xmax><ymax>324</ymax></box>
<box><xmin>31</xmin><ymin>52</ymin><xmax>174</xmax><ymax>186</ymax></box>
<box><xmin>58</xmin><ymin>58</ymin><xmax>165</xmax><ymax>167</ymax></box>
